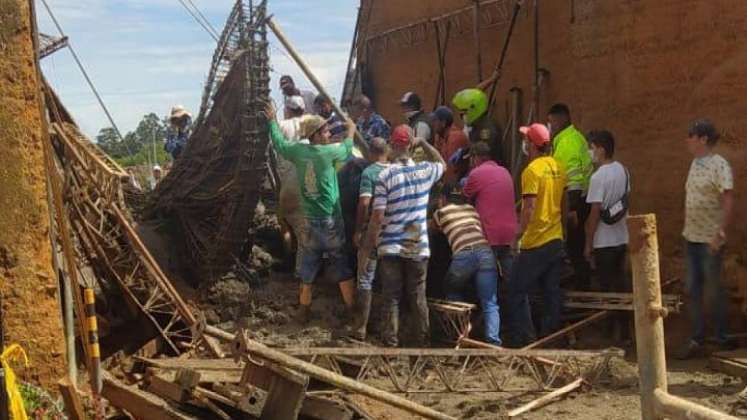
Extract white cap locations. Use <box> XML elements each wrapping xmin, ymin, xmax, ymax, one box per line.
<box><xmin>153</xmin><ymin>165</ymin><xmax>162</xmax><ymax>172</ymax></box>
<box><xmin>284</xmin><ymin>95</ymin><xmax>306</xmax><ymax>112</ymax></box>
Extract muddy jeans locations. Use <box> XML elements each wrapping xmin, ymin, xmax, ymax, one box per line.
<box><xmin>379</xmin><ymin>256</ymin><xmax>429</xmax><ymax>347</ymax></box>
<box><xmin>685</xmin><ymin>241</ymin><xmax>728</xmax><ymax>345</ymax></box>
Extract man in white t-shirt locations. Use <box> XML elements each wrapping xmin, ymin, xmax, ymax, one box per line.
<box><xmin>584</xmin><ymin>130</ymin><xmax>630</xmax><ymax>342</ymax></box>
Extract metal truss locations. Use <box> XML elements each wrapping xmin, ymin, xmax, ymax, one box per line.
<box><xmin>278</xmin><ymin>347</ymin><xmax>623</xmax><ymax>394</ymax></box>
<box><xmin>428</xmin><ymin>299</ymin><xmax>475</xmax><ymax>343</ymax></box>
<box><xmin>44</xmin><ymin>88</ymin><xmax>197</xmax><ymax>355</ymax></box>
<box><xmin>39</xmin><ymin>33</ymin><xmax>68</xmax><ymax>59</ymax></box>
<box><xmin>366</xmin><ymin>0</ymin><xmax>516</xmax><ymax>53</ymax></box>
<box><xmin>564</xmin><ymin>291</ymin><xmax>682</xmax><ymax>313</ymax></box>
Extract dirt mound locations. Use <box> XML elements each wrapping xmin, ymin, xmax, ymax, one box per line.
<box><xmin>0</xmin><ymin>0</ymin><xmax>65</xmax><ymax>387</ymax></box>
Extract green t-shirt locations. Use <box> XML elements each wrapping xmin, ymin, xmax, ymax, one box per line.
<box><xmin>269</xmin><ymin>121</ymin><xmax>354</xmax><ymax>217</ymax></box>
<box><xmin>359</xmin><ymin>162</ymin><xmax>389</xmax><ymax>199</ymax></box>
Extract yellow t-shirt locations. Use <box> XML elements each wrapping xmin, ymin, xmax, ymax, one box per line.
<box><xmin>520</xmin><ymin>156</ymin><xmax>567</xmax><ymax>250</ymax></box>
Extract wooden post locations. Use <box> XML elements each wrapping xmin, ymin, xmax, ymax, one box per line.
<box><xmin>473</xmin><ymin>0</ymin><xmax>483</xmax><ymax>82</ymax></box>
<box><xmin>628</xmin><ymin>214</ymin><xmax>668</xmax><ymax>420</ymax></box>
<box><xmin>267</xmin><ymin>17</ymin><xmax>368</xmax><ymax>156</ymax></box>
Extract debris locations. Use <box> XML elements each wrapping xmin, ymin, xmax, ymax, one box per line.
<box><xmin>57</xmin><ymin>378</ymin><xmax>85</xmax><ymax>420</ymax></box>
<box><xmin>507</xmin><ymin>377</ymin><xmax>584</xmax><ymax>417</ymax></box>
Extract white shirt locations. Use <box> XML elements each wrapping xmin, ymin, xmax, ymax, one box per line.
<box><xmin>587</xmin><ymin>161</ymin><xmax>629</xmax><ymax>248</ymax></box>
<box><xmin>276</xmin><ymin>117</ymin><xmax>309</xmax><ymax>180</ymax></box>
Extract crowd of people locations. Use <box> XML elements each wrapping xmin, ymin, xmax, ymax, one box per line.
<box><xmin>265</xmin><ymin>75</ymin><xmax>735</xmax><ymax>353</ymax></box>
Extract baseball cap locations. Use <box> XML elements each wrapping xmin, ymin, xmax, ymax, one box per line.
<box><xmin>519</xmin><ymin>123</ymin><xmax>551</xmax><ymax>146</ymax></box>
<box><xmin>284</xmin><ymin>95</ymin><xmax>306</xmax><ymax>112</ymax></box>
<box><xmin>399</xmin><ymin>91</ymin><xmax>422</xmax><ymax>109</ymax></box>
<box><xmin>429</xmin><ymin>106</ymin><xmax>454</xmax><ymax>126</ymax></box>
<box><xmin>390</xmin><ymin>124</ymin><xmax>413</xmax><ymax>147</ymax></box>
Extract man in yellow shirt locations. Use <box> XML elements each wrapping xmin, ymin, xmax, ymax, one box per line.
<box><xmin>506</xmin><ymin>123</ymin><xmax>568</xmax><ymax>347</ymax></box>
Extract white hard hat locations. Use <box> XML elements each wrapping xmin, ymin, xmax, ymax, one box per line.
<box><xmin>284</xmin><ymin>95</ymin><xmax>306</xmax><ymax>112</ymax></box>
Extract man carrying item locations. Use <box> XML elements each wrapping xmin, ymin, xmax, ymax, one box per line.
<box><xmin>463</xmin><ymin>141</ymin><xmax>517</xmax><ymax>284</ymax></box>
<box><xmin>165</xmin><ymin>105</ymin><xmax>192</xmax><ymax>160</ymax></box>
<box><xmin>431</xmin><ymin>106</ymin><xmax>469</xmax><ymax>185</ymax></box>
<box><xmin>678</xmin><ymin>119</ymin><xmax>735</xmax><ymax>359</ymax></box>
<box><xmin>264</xmin><ymin>102</ymin><xmax>361</xmax><ymax>324</ymax></box>
<box><xmin>584</xmin><ymin>130</ymin><xmax>631</xmax><ymax>342</ymax></box>
<box><xmin>452</xmin><ymin>88</ymin><xmax>503</xmax><ymax>166</ymax></box>
<box><xmin>348</xmin><ymin>137</ymin><xmax>390</xmax><ymax>341</ymax></box>
<box><xmin>352</xmin><ymin>95</ymin><xmax>390</xmax><ymax>144</ymax></box>
<box><xmin>359</xmin><ymin>125</ymin><xmax>445</xmax><ymax>347</ymax></box>
<box><xmin>433</xmin><ymin>186</ymin><xmax>501</xmax><ymax>345</ymax></box>
<box><xmin>547</xmin><ymin>103</ymin><xmax>593</xmax><ymax>290</ymax></box>
<box><xmin>506</xmin><ymin>123</ymin><xmax>567</xmax><ymax>347</ymax></box>
<box><xmin>279</xmin><ymin>75</ymin><xmax>316</xmax><ymax>118</ymax></box>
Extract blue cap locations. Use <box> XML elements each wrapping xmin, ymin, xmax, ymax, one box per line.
<box><xmin>429</xmin><ymin>106</ymin><xmax>454</xmax><ymax>126</ymax></box>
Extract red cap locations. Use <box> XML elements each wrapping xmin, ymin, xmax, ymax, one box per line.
<box><xmin>390</xmin><ymin>125</ymin><xmax>412</xmax><ymax>147</ymax></box>
<box><xmin>519</xmin><ymin>123</ymin><xmax>551</xmax><ymax>146</ymax></box>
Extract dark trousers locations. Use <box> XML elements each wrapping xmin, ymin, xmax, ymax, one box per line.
<box><xmin>685</xmin><ymin>241</ymin><xmax>728</xmax><ymax>345</ymax></box>
<box><xmin>567</xmin><ymin>190</ymin><xmax>591</xmax><ymax>290</ymax></box>
<box><xmin>379</xmin><ymin>256</ymin><xmax>430</xmax><ymax>347</ymax></box>
<box><xmin>506</xmin><ymin>240</ymin><xmax>564</xmax><ymax>346</ymax></box>
<box><xmin>594</xmin><ymin>245</ymin><xmax>630</xmax><ymax>340</ymax></box>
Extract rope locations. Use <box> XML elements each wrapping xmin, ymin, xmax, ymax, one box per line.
<box><xmin>38</xmin><ymin>0</ymin><xmax>132</xmax><ymax>154</ymax></box>
<box><xmin>176</xmin><ymin>0</ymin><xmax>220</xmax><ymax>41</ymax></box>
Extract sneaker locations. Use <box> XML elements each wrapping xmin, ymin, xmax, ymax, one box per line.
<box><xmin>675</xmin><ymin>340</ymin><xmax>703</xmax><ymax>360</ymax></box>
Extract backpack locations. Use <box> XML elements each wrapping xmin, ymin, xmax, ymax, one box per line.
<box><xmin>600</xmin><ymin>167</ymin><xmax>630</xmax><ymax>225</ymax></box>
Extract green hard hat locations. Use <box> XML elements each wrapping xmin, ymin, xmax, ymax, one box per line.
<box><xmin>452</xmin><ymin>88</ymin><xmax>488</xmax><ymax>125</ymax></box>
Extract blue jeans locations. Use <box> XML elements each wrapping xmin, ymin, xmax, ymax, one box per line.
<box><xmin>446</xmin><ymin>246</ymin><xmax>501</xmax><ymax>345</ymax></box>
<box><xmin>507</xmin><ymin>240</ymin><xmax>564</xmax><ymax>346</ymax></box>
<box><xmin>685</xmin><ymin>241</ymin><xmax>728</xmax><ymax>345</ymax></box>
<box><xmin>296</xmin><ymin>217</ymin><xmax>352</xmax><ymax>284</ymax></box>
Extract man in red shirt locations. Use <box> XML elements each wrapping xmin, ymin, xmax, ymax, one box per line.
<box><xmin>463</xmin><ymin>141</ymin><xmax>518</xmax><ymax>280</ymax></box>
<box><xmin>431</xmin><ymin>106</ymin><xmax>469</xmax><ymax>186</ymax></box>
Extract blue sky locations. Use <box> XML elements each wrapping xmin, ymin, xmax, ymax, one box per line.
<box><xmin>36</xmin><ymin>0</ymin><xmax>358</xmax><ymax>137</ymax></box>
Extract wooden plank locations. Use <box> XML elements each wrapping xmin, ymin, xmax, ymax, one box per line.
<box><xmin>243</xmin><ymin>361</ymin><xmax>309</xmax><ymax>420</ymax></box>
<box><xmin>137</xmin><ymin>357</ymin><xmax>241</xmax><ymax>371</ymax></box>
<box><xmin>507</xmin><ymin>378</ymin><xmax>584</xmax><ymax>417</ymax></box>
<box><xmin>523</xmin><ymin>311</ymin><xmax>611</xmax><ymax>350</ymax></box>
<box><xmin>300</xmin><ymin>395</ymin><xmax>353</xmax><ymax>420</ymax></box>
<box><xmin>102</xmin><ymin>373</ymin><xmax>197</xmax><ymax>420</ymax></box>
<box><xmin>58</xmin><ymin>378</ymin><xmax>86</xmax><ymax>420</ymax></box>
<box><xmin>146</xmin><ymin>376</ymin><xmax>188</xmax><ymax>403</ymax></box>
<box><xmin>709</xmin><ymin>357</ymin><xmax>747</xmax><ymax>380</ymax></box>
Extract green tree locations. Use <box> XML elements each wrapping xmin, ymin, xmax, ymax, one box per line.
<box><xmin>95</xmin><ymin>112</ymin><xmax>172</xmax><ymax>167</ymax></box>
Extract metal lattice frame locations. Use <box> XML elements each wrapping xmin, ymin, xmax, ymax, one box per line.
<box><xmin>39</xmin><ymin>33</ymin><xmax>69</xmax><ymax>59</ymax></box>
<box><xmin>272</xmin><ymin>347</ymin><xmax>622</xmax><ymax>394</ymax></box>
<box><xmin>564</xmin><ymin>291</ymin><xmax>682</xmax><ymax>313</ymax></box>
<box><xmin>44</xmin><ymin>87</ymin><xmax>197</xmax><ymax>354</ymax></box>
<box><xmin>151</xmin><ymin>0</ymin><xmax>271</xmax><ymax>280</ymax></box>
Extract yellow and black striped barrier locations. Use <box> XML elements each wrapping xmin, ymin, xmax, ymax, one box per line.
<box><xmin>84</xmin><ymin>288</ymin><xmax>102</xmax><ymax>393</ymax></box>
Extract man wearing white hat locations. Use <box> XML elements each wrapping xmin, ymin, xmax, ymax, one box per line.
<box><xmin>165</xmin><ymin>105</ymin><xmax>192</xmax><ymax>160</ymax></box>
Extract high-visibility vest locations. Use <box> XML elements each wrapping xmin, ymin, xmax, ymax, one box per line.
<box><xmin>552</xmin><ymin>124</ymin><xmax>592</xmax><ymax>192</ymax></box>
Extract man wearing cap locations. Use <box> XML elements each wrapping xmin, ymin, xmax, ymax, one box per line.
<box><xmin>314</xmin><ymin>94</ymin><xmax>346</xmax><ymax>142</ymax></box>
<box><xmin>264</xmin><ymin>102</ymin><xmax>360</xmax><ymax>324</ymax></box>
<box><xmin>165</xmin><ymin>105</ymin><xmax>192</xmax><ymax>160</ymax></box>
<box><xmin>678</xmin><ymin>119</ymin><xmax>735</xmax><ymax>359</ymax></box>
<box><xmin>463</xmin><ymin>141</ymin><xmax>517</xmax><ymax>285</ymax></box>
<box><xmin>431</xmin><ymin>106</ymin><xmax>469</xmax><ymax>185</ymax></box>
<box><xmin>547</xmin><ymin>103</ymin><xmax>593</xmax><ymax>290</ymax></box>
<box><xmin>400</xmin><ymin>92</ymin><xmax>433</xmax><ymax>146</ymax></box>
<box><xmin>150</xmin><ymin>165</ymin><xmax>163</xmax><ymax>191</ymax></box>
<box><xmin>359</xmin><ymin>125</ymin><xmax>445</xmax><ymax>347</ymax></box>
<box><xmin>352</xmin><ymin>95</ymin><xmax>390</xmax><ymax>144</ymax></box>
<box><xmin>506</xmin><ymin>123</ymin><xmax>568</xmax><ymax>347</ymax></box>
<box><xmin>280</xmin><ymin>75</ymin><xmax>316</xmax><ymax>119</ymax></box>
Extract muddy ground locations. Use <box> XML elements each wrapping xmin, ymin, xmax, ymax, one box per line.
<box><xmin>184</xmin><ymin>210</ymin><xmax>747</xmax><ymax>419</ymax></box>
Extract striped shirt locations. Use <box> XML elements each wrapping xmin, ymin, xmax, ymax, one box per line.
<box><xmin>433</xmin><ymin>204</ymin><xmax>490</xmax><ymax>254</ymax></box>
<box><xmin>373</xmin><ymin>159</ymin><xmax>444</xmax><ymax>259</ymax></box>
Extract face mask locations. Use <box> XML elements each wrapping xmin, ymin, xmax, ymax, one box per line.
<box><xmin>522</xmin><ymin>141</ymin><xmax>530</xmax><ymax>156</ymax></box>
<box><xmin>590</xmin><ymin>149</ymin><xmax>599</xmax><ymax>164</ymax></box>
<box><xmin>404</xmin><ymin>110</ymin><xmax>419</xmax><ymax>119</ymax></box>
<box><xmin>546</xmin><ymin>123</ymin><xmax>553</xmax><ymax>135</ymax></box>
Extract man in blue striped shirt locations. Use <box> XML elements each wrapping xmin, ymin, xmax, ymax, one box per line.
<box><xmin>358</xmin><ymin>125</ymin><xmax>445</xmax><ymax>347</ymax></box>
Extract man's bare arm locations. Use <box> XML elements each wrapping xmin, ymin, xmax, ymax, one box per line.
<box><xmin>414</xmin><ymin>137</ymin><xmax>446</xmax><ymax>167</ymax></box>
<box><xmin>353</xmin><ymin>197</ymin><xmax>372</xmax><ymax>248</ymax></box>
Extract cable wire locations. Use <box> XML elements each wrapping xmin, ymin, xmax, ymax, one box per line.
<box><xmin>176</xmin><ymin>0</ymin><xmax>219</xmax><ymax>41</ymax></box>
<box><xmin>39</xmin><ymin>0</ymin><xmax>132</xmax><ymax>154</ymax></box>
<box><xmin>184</xmin><ymin>0</ymin><xmax>220</xmax><ymax>39</ymax></box>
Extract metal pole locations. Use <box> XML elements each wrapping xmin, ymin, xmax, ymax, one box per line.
<box><xmin>267</xmin><ymin>17</ymin><xmax>369</xmax><ymax>156</ymax></box>
<box><xmin>473</xmin><ymin>0</ymin><xmax>483</xmax><ymax>82</ymax></box>
<box><xmin>532</xmin><ymin>0</ymin><xmax>540</xmax><ymax>121</ymax></box>
<box><xmin>340</xmin><ymin>5</ymin><xmax>362</xmax><ymax>106</ymax></box>
<box><xmin>0</xmin><ymin>291</ymin><xmax>8</xmax><ymax>420</ymax></box>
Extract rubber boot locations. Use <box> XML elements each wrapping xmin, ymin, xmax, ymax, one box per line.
<box><xmin>349</xmin><ymin>290</ymin><xmax>373</xmax><ymax>341</ymax></box>
<box><xmin>297</xmin><ymin>284</ymin><xmax>312</xmax><ymax>324</ymax></box>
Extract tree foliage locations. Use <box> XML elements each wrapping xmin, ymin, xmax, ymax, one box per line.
<box><xmin>96</xmin><ymin>113</ymin><xmax>172</xmax><ymax>167</ymax></box>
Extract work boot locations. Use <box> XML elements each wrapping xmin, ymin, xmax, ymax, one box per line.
<box><xmin>675</xmin><ymin>340</ymin><xmax>703</xmax><ymax>360</ymax></box>
<box><xmin>348</xmin><ymin>290</ymin><xmax>373</xmax><ymax>341</ymax></box>
<box><xmin>296</xmin><ymin>304</ymin><xmax>312</xmax><ymax>325</ymax></box>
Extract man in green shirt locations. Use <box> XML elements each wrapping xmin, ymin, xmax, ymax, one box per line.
<box><xmin>265</xmin><ymin>103</ymin><xmax>360</xmax><ymax>323</ymax></box>
<box><xmin>547</xmin><ymin>103</ymin><xmax>593</xmax><ymax>290</ymax></box>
